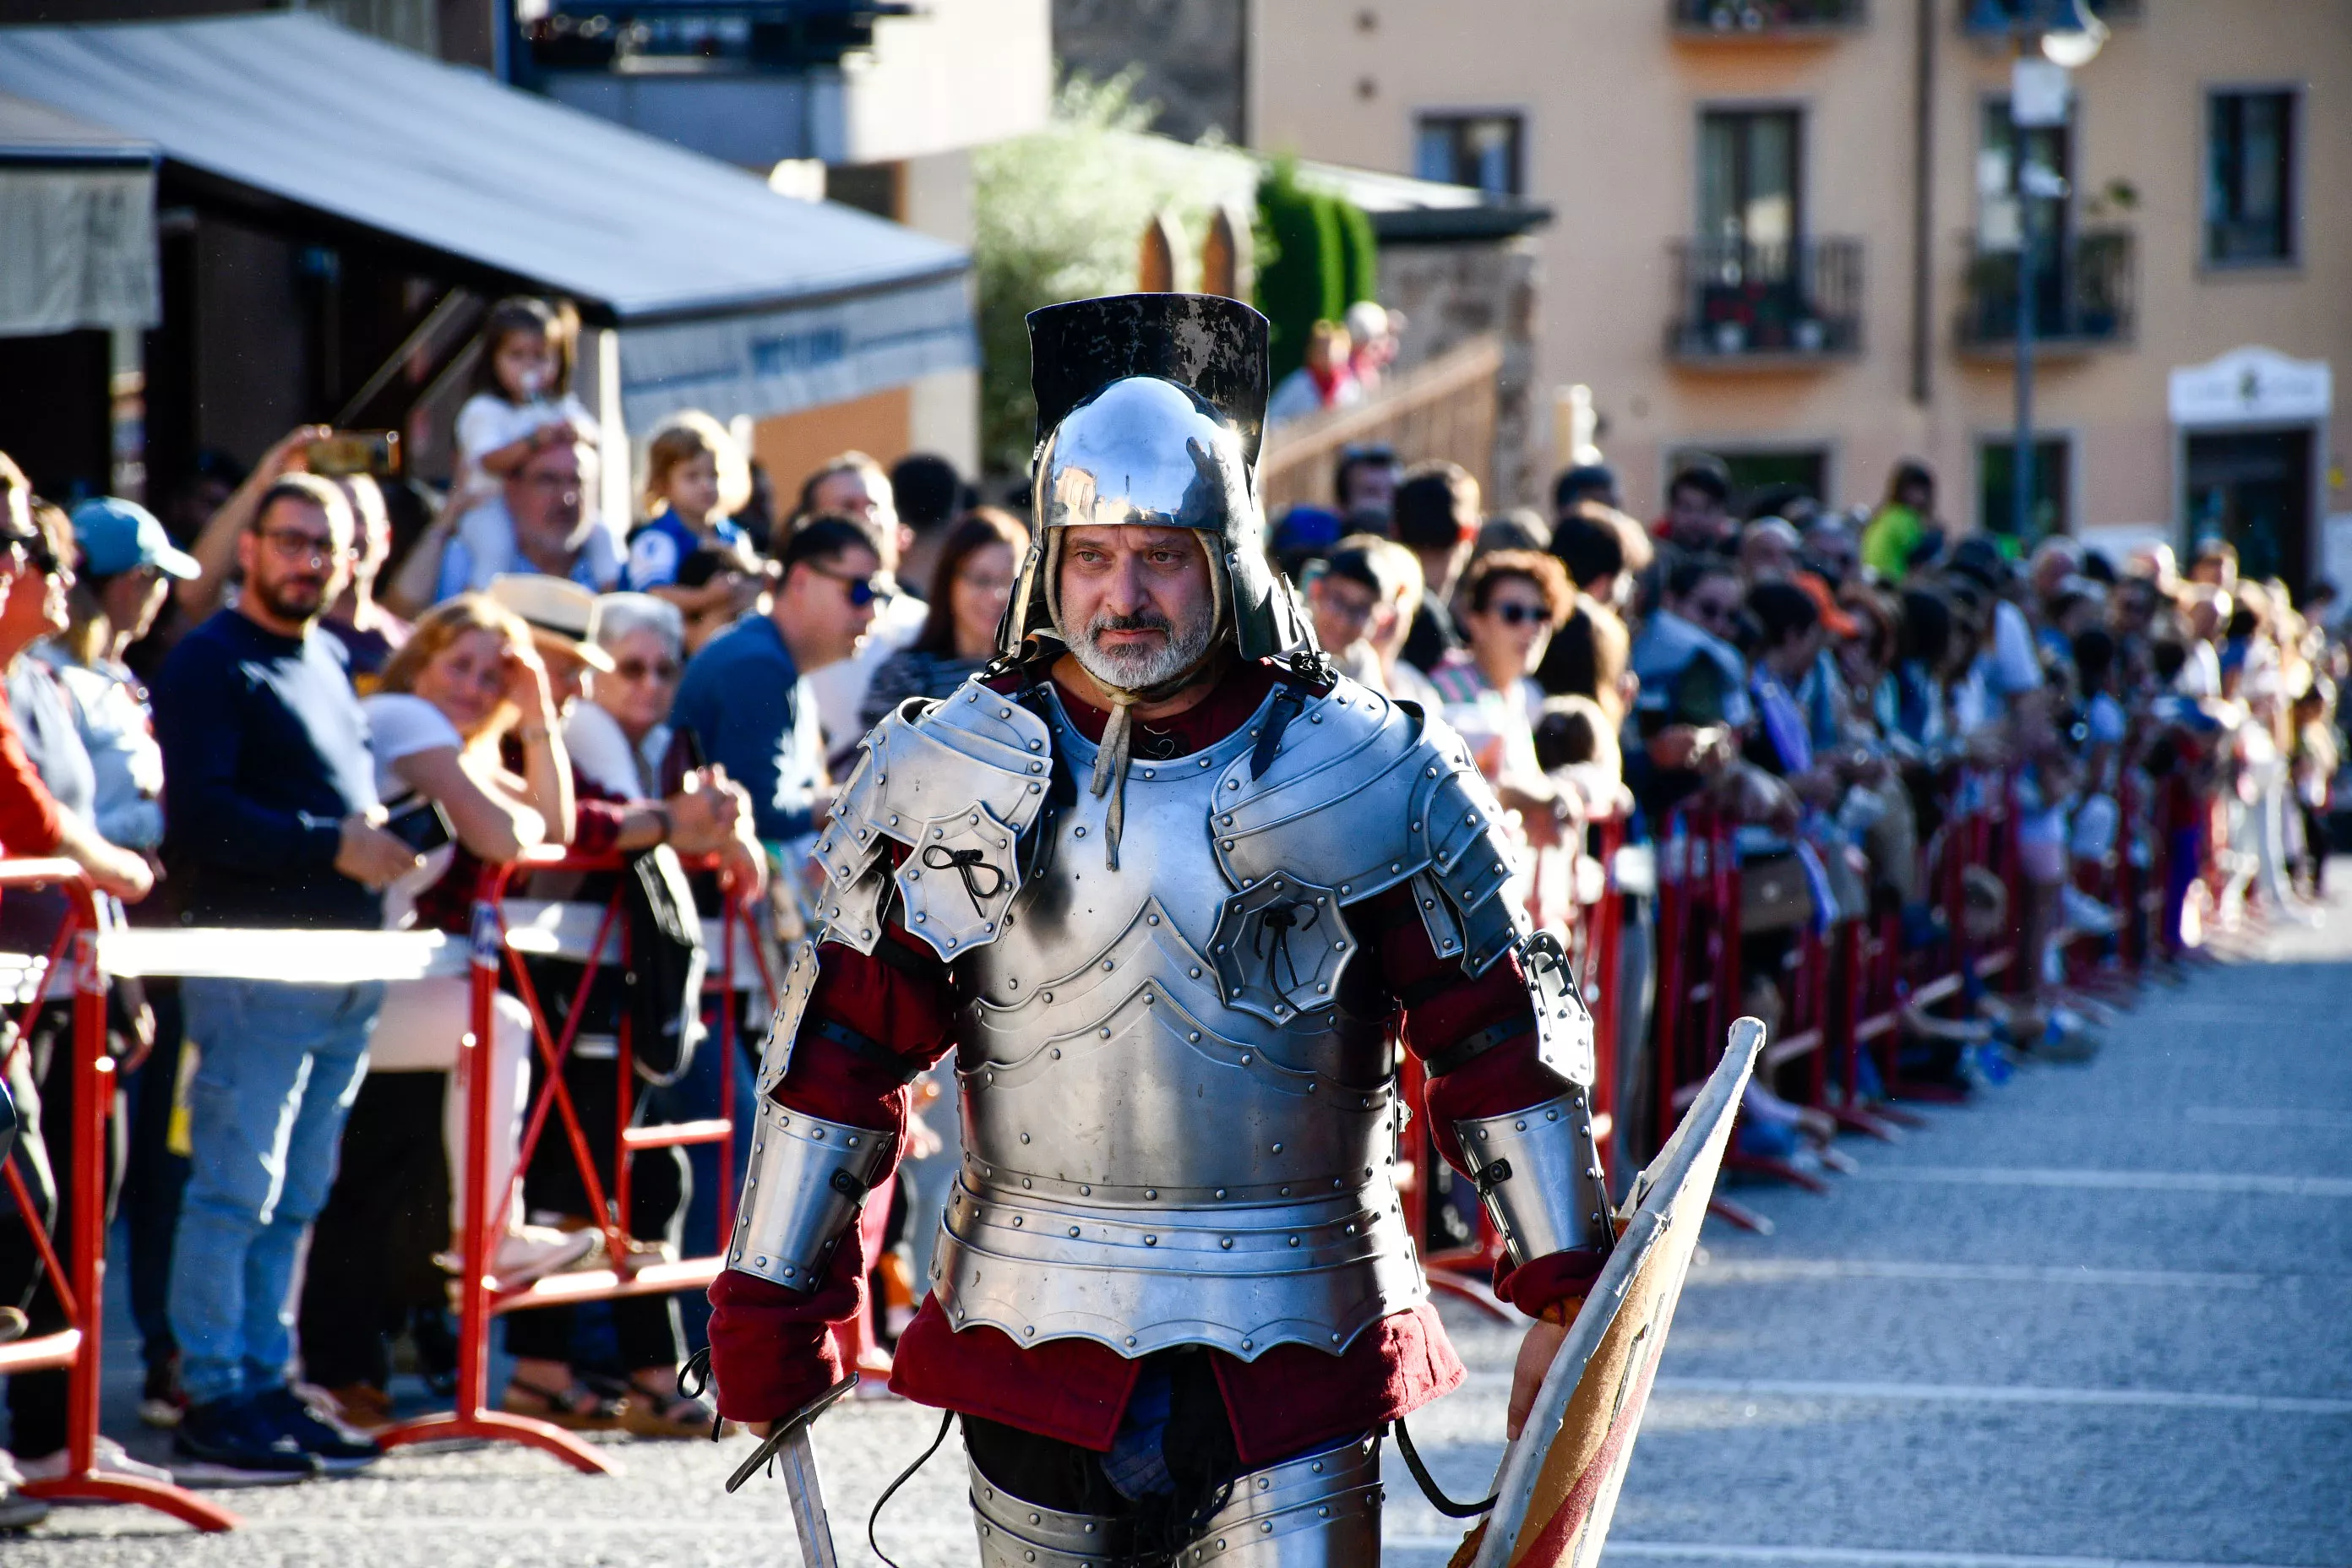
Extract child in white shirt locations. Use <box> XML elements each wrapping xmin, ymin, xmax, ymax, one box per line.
<box><xmin>441</xmin><ymin>298</ymin><xmax>604</xmax><ymax>597</ymax></box>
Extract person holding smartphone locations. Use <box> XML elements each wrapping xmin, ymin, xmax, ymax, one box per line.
<box><xmin>339</xmin><ymin>595</ymin><xmax>586</xmax><ymax>1296</ymax></box>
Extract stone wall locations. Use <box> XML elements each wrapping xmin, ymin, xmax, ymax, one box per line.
<box><xmin>1377</xmin><ymin>236</ymin><xmax>1544</xmax><ymax>509</ymax></box>
<box><xmin>1050</xmin><ymin>0</ymin><xmax>1245</xmax><ymax>144</ymax></box>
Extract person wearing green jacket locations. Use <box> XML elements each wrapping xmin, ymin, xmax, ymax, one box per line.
<box><xmin>1861</xmin><ymin>460</ymin><xmax>1938</xmax><ymax>581</ymax></box>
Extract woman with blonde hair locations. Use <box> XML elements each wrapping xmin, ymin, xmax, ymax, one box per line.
<box><xmin>302</xmin><ymin>595</ymin><xmax>585</xmax><ymax>1426</ymax></box>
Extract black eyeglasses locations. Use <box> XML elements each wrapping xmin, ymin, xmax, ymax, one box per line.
<box><xmin>1488</xmin><ymin>602</ymin><xmax>1549</xmax><ymax>628</ymax></box>
<box><xmin>614</xmin><ymin>656</ymin><xmax>681</xmax><ymax>683</ymax></box>
<box><xmin>806</xmin><ymin>563</ymin><xmax>895</xmax><ymax>607</ymax></box>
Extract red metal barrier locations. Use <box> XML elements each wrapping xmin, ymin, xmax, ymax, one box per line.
<box><xmin>379</xmin><ymin>846</ymin><xmax>761</xmax><ymax>1474</ymax></box>
<box><xmin>0</xmin><ymin>859</ymin><xmax>237</xmax><ymax>1531</ymax></box>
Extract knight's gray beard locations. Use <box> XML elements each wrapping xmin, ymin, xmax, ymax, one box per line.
<box><xmin>1066</xmin><ymin>603</ymin><xmax>1216</xmax><ymax>693</ymax></box>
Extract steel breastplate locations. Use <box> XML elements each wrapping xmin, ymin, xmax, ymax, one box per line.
<box><xmin>932</xmin><ymin>686</ymin><xmax>1425</xmax><ymax>1360</ymax></box>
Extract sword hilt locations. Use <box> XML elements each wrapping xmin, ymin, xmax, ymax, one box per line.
<box><xmin>724</xmin><ymin>1372</ymin><xmax>859</xmax><ymax>1494</ymax></box>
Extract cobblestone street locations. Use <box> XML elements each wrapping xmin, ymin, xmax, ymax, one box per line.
<box><xmin>12</xmin><ymin>885</ymin><xmax>2350</xmax><ymax>1567</ymax></box>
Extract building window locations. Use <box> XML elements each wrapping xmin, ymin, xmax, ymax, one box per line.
<box><xmin>1415</xmin><ymin>113</ymin><xmax>1523</xmax><ymax>198</ymax></box>
<box><xmin>2207</xmin><ymin>90</ymin><xmax>2295</xmax><ymax>264</ymax></box>
<box><xmin>1699</xmin><ymin>108</ymin><xmax>1803</xmax><ymax>248</ymax></box>
<box><xmin>1667</xmin><ymin>447</ymin><xmax>1829</xmax><ymax>517</ymax></box>
<box><xmin>1976</xmin><ymin>435</ymin><xmax>2071</xmax><ymax>544</ymax></box>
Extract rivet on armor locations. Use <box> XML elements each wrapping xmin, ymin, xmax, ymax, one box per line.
<box><xmin>1310</xmin><ymin>713</ymin><xmax>1322</xmax><ymax>723</ymax></box>
<box><xmin>754</xmin><ymin>1255</ymin><xmax>768</xmax><ymax>1268</ymax></box>
<box><xmin>999</xmin><ymin>706</ymin><xmax>1012</xmax><ymax>719</ymax></box>
<box><xmin>1075</xmin><ymin>825</ymin><xmax>1086</xmax><ymax>838</ymax></box>
<box><xmin>1340</xmin><ymin>883</ymin><xmax>1352</xmax><ymax>895</ymax></box>
<box><xmin>914</xmin><ymin>912</ymin><xmax>927</xmax><ymax>923</ymax></box>
<box><xmin>1021</xmin><ymin>1177</ymin><xmax>1032</xmax><ymax>1189</ymax></box>
<box><xmin>1288</xmin><ymin>1235</ymin><xmax>1300</xmax><ymax>1247</ymax></box>
<box><xmin>1215</xmin><ymin>1187</ymin><xmax>1227</xmax><ymax>1199</ymax></box>
<box><xmin>1042</xmin><ymin>992</ymin><xmax>1054</xmax><ymax>1002</ymax></box>
<box><xmin>1049</xmin><ymin>1047</ymin><xmax>1060</xmax><ymax>1059</ymax></box>
<box><xmin>1143</xmin><ymin>992</ymin><xmax>1156</xmax><ymax>1005</ymax></box>
<box><xmin>1189</xmin><ymin>967</ymin><xmax>1201</xmax><ymax>978</ymax></box>
<box><xmin>967</xmin><ymin>691</ymin><xmax>978</xmax><ymax>703</ymax></box>
<box><xmin>1427</xmin><ymin>765</ymin><xmax>1439</xmax><ymax>777</ymax></box>
<box><xmin>1221</xmin><ymin>814</ymin><xmax>1233</xmax><ymax>826</ymax></box>
<box><xmin>889</xmin><ymin>814</ymin><xmax>899</xmax><ymax>825</ymax></box>
<box><xmin>1024</xmin><ymin>1326</ymin><xmax>1035</xmax><ymax>1337</ymax></box>
<box><xmin>1145</xmin><ymin>1189</ymin><xmax>1157</xmax><ymax>1200</ymax></box>
<box><xmin>1391</xmin><ymin>861</ymin><xmax>1402</xmax><ymax>873</ymax></box>
<box><xmin>1028</xmin><ymin>783</ymin><xmax>1041</xmax><ymax>793</ymax></box>
<box><xmin>1013</xmin><ymin>1215</ymin><xmax>1024</xmax><ymax>1225</ymax></box>
<box><xmin>1021</xmin><ymin>1132</ymin><xmax>1031</xmax><ymax>1143</ymax></box>
<box><xmin>1144</xmin><ymin>1234</ymin><xmax>1157</xmax><ymax>1245</ymax></box>
<box><xmin>1125</xmin><ymin>1337</ymin><xmax>1136</xmax><ymax>1347</ymax></box>
<box><xmin>1189</xmin><ymin>1032</ymin><xmax>1200</xmax><ymax>1043</ymax></box>
<box><xmin>1312</xmin><ymin>1462</ymin><xmax>1325</xmax><ymax>1473</ymax></box>
<box><xmin>1102</xmin><ymin>958</ymin><xmax>1113</xmax><ymax>970</ymax></box>
<box><xmin>1220</xmin><ymin>1237</ymin><xmax>1233</xmax><ymax>1250</ymax></box>
<box><xmin>1516</xmin><ymin>1119</ymin><xmax>1528</xmax><ymax>1131</ymax></box>
<box><xmin>1282</xmin><ymin>1184</ymin><xmax>1292</xmax><ymax>1195</ymax></box>
<box><xmin>1329</xmin><ymin>1334</ymin><xmax>1341</xmax><ymax>1346</ymax></box>
<box><xmin>1030</xmin><ymin>761</ymin><xmax>1043</xmax><ymax>773</ymax></box>
<box><xmin>1226</xmin><ymin>778</ymin><xmax>1239</xmax><ymax>790</ymax></box>
<box><xmin>1148</xmin><ymin>912</ymin><xmax>1161</xmax><ymax>924</ymax></box>
<box><xmin>1258</xmin><ymin>1478</ymin><xmax>1271</xmax><ymax>1491</ymax></box>
<box><xmin>1030</xmin><ymin>738</ymin><xmax>1043</xmax><ymax>751</ymax></box>
<box><xmin>1260</xmin><ymin>1522</ymin><xmax>1273</xmax><ymax>1533</ymax></box>
<box><xmin>1029</xmin><ymin>1514</ymin><xmax>1042</xmax><ymax>1525</ymax></box>
<box><xmin>1240</xmin><ymin>1337</ymin><xmax>1253</xmax><ymax>1351</ymax></box>
<box><xmin>1271</xmin><ymin>1141</ymin><xmax>1283</xmax><ymax>1154</ymax></box>
<box><xmin>1547</xmin><ymin>1108</ymin><xmax>1559</xmax><ymax>1121</ymax></box>
<box><xmin>1239</xmin><ymin>1052</ymin><xmax>1252</xmax><ymax>1064</ymax></box>
<box><xmin>1068</xmin><ymin>1227</ymin><xmax>1080</xmax><ymax>1238</ymax></box>
<box><xmin>1100</xmin><ymin>1026</ymin><xmax>1112</xmax><ymax>1038</ymax></box>
<box><xmin>1080</xmin><ymin>1184</ymin><xmax>1091</xmax><ymax>1195</ymax></box>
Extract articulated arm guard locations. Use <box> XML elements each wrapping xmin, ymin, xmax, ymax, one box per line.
<box><xmin>1449</xmin><ymin>934</ymin><xmax>1612</xmax><ymax>1269</ymax></box>
<box><xmin>725</xmin><ymin>939</ymin><xmax>898</xmax><ymax>1291</ymax></box>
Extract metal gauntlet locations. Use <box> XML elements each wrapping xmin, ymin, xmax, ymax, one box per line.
<box><xmin>726</xmin><ymin>1100</ymin><xmax>896</xmax><ymax>1292</ymax></box>
<box><xmin>1452</xmin><ymin>1091</ymin><xmax>1613</xmax><ymax>1270</ymax></box>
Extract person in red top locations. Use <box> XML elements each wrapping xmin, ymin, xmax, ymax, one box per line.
<box><xmin>705</xmin><ymin>297</ymin><xmax>1610</xmax><ymax>1565</ymax></box>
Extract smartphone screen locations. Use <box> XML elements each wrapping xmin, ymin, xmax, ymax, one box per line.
<box><xmin>305</xmin><ymin>430</ymin><xmax>401</xmax><ymax>478</ymax></box>
<box><xmin>384</xmin><ymin>798</ymin><xmax>455</xmax><ymax>855</ymax></box>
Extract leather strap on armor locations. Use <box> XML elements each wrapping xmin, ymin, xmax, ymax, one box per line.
<box><xmin>1451</xmin><ymin>1089</ymin><xmax>1614</xmax><ymax>1270</ymax></box>
<box><xmin>1418</xmin><ymin>1014</ymin><xmax>1534</xmax><ymax>1078</ymax></box>
<box><xmin>725</xmin><ymin>1102</ymin><xmax>896</xmax><ymax>1292</ymax></box>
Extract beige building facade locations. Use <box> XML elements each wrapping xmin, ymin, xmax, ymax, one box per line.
<box><xmin>1248</xmin><ymin>0</ymin><xmax>2350</xmax><ymax>590</ymax></box>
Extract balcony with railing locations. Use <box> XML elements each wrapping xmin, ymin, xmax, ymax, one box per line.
<box><xmin>1666</xmin><ymin>237</ymin><xmax>1863</xmax><ymax>367</ymax></box>
<box><xmin>1671</xmin><ymin>0</ymin><xmax>1867</xmax><ymax>36</ymax></box>
<box><xmin>1955</xmin><ymin>228</ymin><xmax>2134</xmax><ymax>355</ymax></box>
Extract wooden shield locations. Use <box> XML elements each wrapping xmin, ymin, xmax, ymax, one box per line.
<box><xmin>1454</xmin><ymin>1017</ymin><xmax>1766</xmax><ymax>1568</ymax></box>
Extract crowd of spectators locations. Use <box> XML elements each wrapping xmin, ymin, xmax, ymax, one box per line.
<box><xmin>1278</xmin><ymin>444</ymin><xmax>2347</xmax><ymax>1187</ymax></box>
<box><xmin>0</xmin><ymin>291</ymin><xmax>1012</xmax><ymax>1516</ymax></box>
<box><xmin>0</xmin><ymin>288</ymin><xmax>2344</xmax><ymax>1522</ymax></box>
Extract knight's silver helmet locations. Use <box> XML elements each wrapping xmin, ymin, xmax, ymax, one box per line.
<box><xmin>1002</xmin><ymin>293</ymin><xmax>1310</xmax><ymax>664</ymax></box>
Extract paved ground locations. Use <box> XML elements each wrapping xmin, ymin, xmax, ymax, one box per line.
<box><xmin>10</xmin><ymin>878</ymin><xmax>2349</xmax><ymax>1566</ymax></box>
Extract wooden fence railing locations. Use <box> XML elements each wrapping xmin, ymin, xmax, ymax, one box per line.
<box><xmin>1259</xmin><ymin>334</ymin><xmax>1502</xmax><ymax>514</ymax></box>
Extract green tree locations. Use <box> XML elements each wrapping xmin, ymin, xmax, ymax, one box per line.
<box><xmin>1254</xmin><ymin>158</ymin><xmax>1378</xmax><ymax>384</ymax></box>
<box><xmin>971</xmin><ymin>71</ymin><xmax>1227</xmax><ymax>478</ymax></box>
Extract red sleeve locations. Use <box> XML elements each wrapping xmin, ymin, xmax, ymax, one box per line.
<box><xmin>1362</xmin><ymin>885</ymin><xmax>1607</xmax><ymax>1318</ymax></box>
<box><xmin>0</xmin><ymin>700</ymin><xmax>63</xmax><ymax>855</ymax></box>
<box><xmin>706</xmin><ymin>915</ymin><xmax>956</xmax><ymax>1424</ymax></box>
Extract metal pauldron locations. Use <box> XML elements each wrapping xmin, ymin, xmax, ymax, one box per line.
<box><xmin>1451</xmin><ymin>1090</ymin><xmax>1614</xmax><ymax>1271</ymax></box>
<box><xmin>967</xmin><ymin>1435</ymin><xmax>1382</xmax><ymax>1568</ymax></box>
<box><xmin>725</xmin><ymin>1100</ymin><xmax>896</xmax><ymax>1292</ymax></box>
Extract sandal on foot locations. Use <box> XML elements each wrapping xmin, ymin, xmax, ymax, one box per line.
<box><xmin>499</xmin><ymin>1376</ymin><xmax>626</xmax><ymax>1430</ymax></box>
<box><xmin>620</xmin><ymin>1380</ymin><xmax>727</xmax><ymax>1440</ymax></box>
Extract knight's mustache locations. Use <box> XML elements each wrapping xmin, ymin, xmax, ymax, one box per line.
<box><xmin>1089</xmin><ymin>612</ymin><xmax>1171</xmax><ymax>636</ymax></box>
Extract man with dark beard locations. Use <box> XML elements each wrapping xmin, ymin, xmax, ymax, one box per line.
<box><xmin>705</xmin><ymin>297</ymin><xmax>1612</xmax><ymax>1565</ymax></box>
<box><xmin>152</xmin><ymin>472</ymin><xmax>421</xmax><ymax>1482</ymax></box>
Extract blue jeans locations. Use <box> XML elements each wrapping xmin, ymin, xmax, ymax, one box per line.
<box><xmin>167</xmin><ymin>977</ymin><xmax>384</xmax><ymax>1407</ymax></box>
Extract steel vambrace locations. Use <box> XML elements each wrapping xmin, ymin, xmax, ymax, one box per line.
<box><xmin>726</xmin><ymin>1099</ymin><xmax>896</xmax><ymax>1291</ymax></box>
<box><xmin>1451</xmin><ymin>1089</ymin><xmax>1613</xmax><ymax>1269</ymax></box>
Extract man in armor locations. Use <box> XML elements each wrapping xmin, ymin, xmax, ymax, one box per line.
<box><xmin>707</xmin><ymin>294</ymin><xmax>1613</xmax><ymax>1564</ymax></box>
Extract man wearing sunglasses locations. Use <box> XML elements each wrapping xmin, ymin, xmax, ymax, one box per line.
<box><xmin>672</xmin><ymin>515</ymin><xmax>881</xmax><ymax>876</ymax></box>
<box><xmin>705</xmin><ymin>296</ymin><xmax>1613</xmax><ymax>1566</ymax></box>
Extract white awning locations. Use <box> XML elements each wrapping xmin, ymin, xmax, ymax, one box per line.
<box><xmin>0</xmin><ymin>90</ymin><xmax>158</xmax><ymax>337</ymax></box>
<box><xmin>0</xmin><ymin>14</ymin><xmax>973</xmax><ymax>423</ymax></box>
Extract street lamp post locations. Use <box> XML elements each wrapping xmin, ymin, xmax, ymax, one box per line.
<box><xmin>2007</xmin><ymin>1</ymin><xmax>2104</xmax><ymax>547</ymax></box>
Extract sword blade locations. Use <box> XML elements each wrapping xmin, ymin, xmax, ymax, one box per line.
<box><xmin>776</xmin><ymin>1424</ymin><xmax>841</xmax><ymax>1568</ymax></box>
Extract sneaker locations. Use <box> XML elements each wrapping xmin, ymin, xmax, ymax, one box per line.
<box><xmin>139</xmin><ymin>1356</ymin><xmax>187</xmax><ymax>1429</ymax></box>
<box><xmin>250</xmin><ymin>1386</ymin><xmax>381</xmax><ymax>1475</ymax></box>
<box><xmin>16</xmin><ymin>1435</ymin><xmax>176</xmax><ymax>1487</ymax></box>
<box><xmin>172</xmin><ymin>1395</ymin><xmax>318</xmax><ymax>1486</ymax></box>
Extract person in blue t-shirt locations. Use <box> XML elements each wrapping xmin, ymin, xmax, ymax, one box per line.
<box><xmin>623</xmin><ymin>413</ymin><xmax>755</xmax><ymax>626</ymax></box>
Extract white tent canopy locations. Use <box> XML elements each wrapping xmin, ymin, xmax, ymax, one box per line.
<box><xmin>0</xmin><ymin>14</ymin><xmax>973</xmax><ymax>427</ymax></box>
<box><xmin>0</xmin><ymin>90</ymin><xmax>158</xmax><ymax>338</ymax></box>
